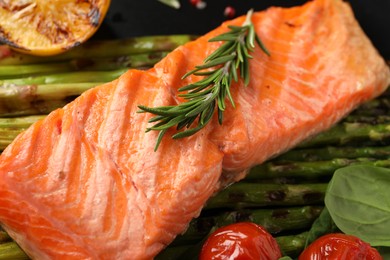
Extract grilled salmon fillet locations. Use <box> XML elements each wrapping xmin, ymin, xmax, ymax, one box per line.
<box><xmin>0</xmin><ymin>0</ymin><xmax>389</xmax><ymax>259</ymax></box>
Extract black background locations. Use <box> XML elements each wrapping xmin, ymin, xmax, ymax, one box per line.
<box><xmin>94</xmin><ymin>0</ymin><xmax>390</xmax><ymax>60</ymax></box>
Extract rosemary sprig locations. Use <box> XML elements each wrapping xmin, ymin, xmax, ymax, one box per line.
<box><xmin>138</xmin><ymin>9</ymin><xmax>269</xmax><ymax>151</ymax></box>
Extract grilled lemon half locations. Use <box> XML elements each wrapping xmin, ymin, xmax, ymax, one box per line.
<box><xmin>0</xmin><ymin>0</ymin><xmax>111</xmax><ymax>56</ymax></box>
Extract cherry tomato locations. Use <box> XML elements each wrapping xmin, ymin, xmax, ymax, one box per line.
<box><xmin>299</xmin><ymin>233</ymin><xmax>382</xmax><ymax>260</ymax></box>
<box><xmin>200</xmin><ymin>222</ymin><xmax>282</xmax><ymax>260</ymax></box>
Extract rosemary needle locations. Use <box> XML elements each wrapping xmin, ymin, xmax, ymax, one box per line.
<box><xmin>138</xmin><ymin>9</ymin><xmax>270</xmax><ymax>151</ymax></box>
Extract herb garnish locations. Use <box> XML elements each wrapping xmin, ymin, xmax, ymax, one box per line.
<box><xmin>325</xmin><ymin>165</ymin><xmax>390</xmax><ymax>247</ymax></box>
<box><xmin>138</xmin><ymin>9</ymin><xmax>269</xmax><ymax>151</ymax></box>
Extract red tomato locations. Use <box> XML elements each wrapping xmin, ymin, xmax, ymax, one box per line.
<box><xmin>200</xmin><ymin>222</ymin><xmax>282</xmax><ymax>260</ymax></box>
<box><xmin>299</xmin><ymin>233</ymin><xmax>382</xmax><ymax>260</ymax></box>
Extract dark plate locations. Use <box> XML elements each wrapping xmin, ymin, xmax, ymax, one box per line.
<box><xmin>94</xmin><ymin>0</ymin><xmax>390</xmax><ymax>60</ymax></box>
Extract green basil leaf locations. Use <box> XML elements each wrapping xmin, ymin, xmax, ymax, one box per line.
<box><xmin>304</xmin><ymin>207</ymin><xmax>339</xmax><ymax>248</ymax></box>
<box><xmin>325</xmin><ymin>165</ymin><xmax>390</xmax><ymax>246</ymax></box>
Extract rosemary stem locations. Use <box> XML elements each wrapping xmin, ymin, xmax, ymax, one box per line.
<box><xmin>138</xmin><ymin>9</ymin><xmax>268</xmax><ymax>150</ymax></box>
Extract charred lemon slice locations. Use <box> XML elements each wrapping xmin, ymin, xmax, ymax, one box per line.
<box><xmin>0</xmin><ymin>0</ymin><xmax>110</xmax><ymax>56</ymax></box>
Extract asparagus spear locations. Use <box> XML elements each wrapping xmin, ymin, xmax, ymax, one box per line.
<box><xmin>0</xmin><ymin>116</ymin><xmax>45</xmax><ymax>128</ymax></box>
<box><xmin>342</xmin><ymin>115</ymin><xmax>390</xmax><ymax>124</ymax></box>
<box><xmin>298</xmin><ymin>122</ymin><xmax>390</xmax><ymax>148</ymax></box>
<box><xmin>1</xmin><ymin>82</ymin><xmax>102</xmax><ymax>100</ymax></box>
<box><xmin>204</xmin><ymin>183</ymin><xmax>327</xmax><ymax>210</ymax></box>
<box><xmin>0</xmin><ymin>242</ymin><xmax>28</xmax><ymax>260</ymax></box>
<box><xmin>0</xmin><ymin>69</ymin><xmax>126</xmax><ymax>86</ymax></box>
<box><xmin>0</xmin><ymin>128</ymin><xmax>24</xmax><ymax>140</ymax></box>
<box><xmin>0</xmin><ymin>52</ymin><xmax>169</xmax><ymax>79</ymax></box>
<box><xmin>347</xmin><ymin>96</ymin><xmax>390</xmax><ymax>117</ymax></box>
<box><xmin>276</xmin><ymin>231</ymin><xmax>308</xmax><ymax>257</ymax></box>
<box><xmin>0</xmin><ymin>63</ymin><xmax>74</xmax><ymax>79</ymax></box>
<box><xmin>0</xmin><ymin>51</ymin><xmax>173</xmax><ymax>117</ymax></box>
<box><xmin>246</xmin><ymin>158</ymin><xmax>390</xmax><ymax>180</ymax></box>
<box><xmin>274</xmin><ymin>145</ymin><xmax>390</xmax><ymax>162</ymax></box>
<box><xmin>0</xmin><ymin>35</ymin><xmax>195</xmax><ymax>65</ymax></box>
<box><xmin>0</xmin><ymin>82</ymin><xmax>105</xmax><ymax>117</ymax></box>
<box><xmin>172</xmin><ymin>206</ymin><xmax>322</xmax><ymax>245</ymax></box>
<box><xmin>0</xmin><ymin>100</ymin><xmax>79</xmax><ymax>118</ymax></box>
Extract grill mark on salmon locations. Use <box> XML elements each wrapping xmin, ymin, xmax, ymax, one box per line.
<box><xmin>0</xmin><ymin>0</ymin><xmax>389</xmax><ymax>259</ymax></box>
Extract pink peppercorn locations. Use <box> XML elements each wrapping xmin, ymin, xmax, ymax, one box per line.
<box><xmin>224</xmin><ymin>6</ymin><xmax>236</xmax><ymax>18</ymax></box>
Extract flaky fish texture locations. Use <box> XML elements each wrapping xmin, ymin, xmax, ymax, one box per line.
<box><xmin>0</xmin><ymin>0</ymin><xmax>389</xmax><ymax>259</ymax></box>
